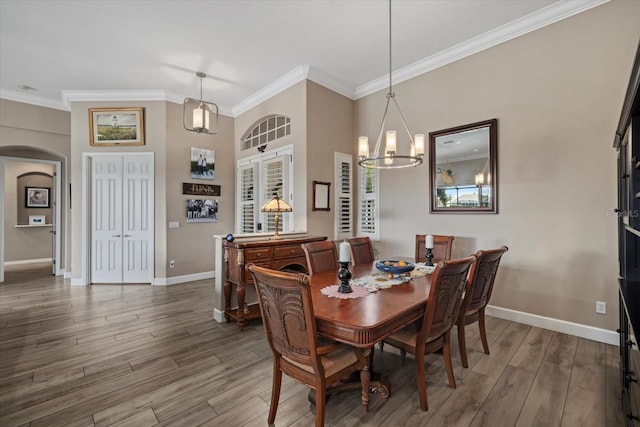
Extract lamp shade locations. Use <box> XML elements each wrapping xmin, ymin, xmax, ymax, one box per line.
<box><xmin>261</xmin><ymin>196</ymin><xmax>292</xmax><ymax>213</ymax></box>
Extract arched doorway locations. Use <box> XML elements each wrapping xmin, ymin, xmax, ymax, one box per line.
<box><xmin>0</xmin><ymin>146</ymin><xmax>66</xmax><ymax>283</ymax></box>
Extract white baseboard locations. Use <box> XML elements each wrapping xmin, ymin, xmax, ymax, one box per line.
<box><xmin>213</xmin><ymin>308</ymin><xmax>226</xmax><ymax>323</ymax></box>
<box><xmin>4</xmin><ymin>258</ymin><xmax>52</xmax><ymax>266</ymax></box>
<box><xmin>64</xmin><ymin>270</ymin><xmax>72</xmax><ymax>279</ymax></box>
<box><xmin>486</xmin><ymin>305</ymin><xmax>619</xmax><ymax>346</ymax></box>
<box><xmin>153</xmin><ymin>271</ymin><xmax>215</xmax><ymax>286</ymax></box>
<box><xmin>70</xmin><ymin>278</ymin><xmax>87</xmax><ymax>286</ymax></box>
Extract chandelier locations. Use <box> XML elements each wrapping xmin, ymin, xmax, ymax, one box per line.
<box><xmin>183</xmin><ymin>71</ymin><xmax>219</xmax><ymax>135</ymax></box>
<box><xmin>358</xmin><ymin>0</ymin><xmax>424</xmax><ymax>169</ymax></box>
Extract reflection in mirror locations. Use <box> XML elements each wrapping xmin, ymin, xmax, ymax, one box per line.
<box><xmin>429</xmin><ymin>119</ymin><xmax>497</xmax><ymax>213</ymax></box>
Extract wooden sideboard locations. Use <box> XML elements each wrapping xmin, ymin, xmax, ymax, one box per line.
<box><xmin>223</xmin><ymin>235</ymin><xmax>327</xmax><ymax>330</ymax></box>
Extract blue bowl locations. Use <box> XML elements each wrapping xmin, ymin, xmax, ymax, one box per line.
<box><xmin>375</xmin><ymin>260</ymin><xmax>415</xmax><ymax>275</ymax></box>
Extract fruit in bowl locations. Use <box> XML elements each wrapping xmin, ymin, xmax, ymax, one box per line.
<box><xmin>375</xmin><ymin>260</ymin><xmax>415</xmax><ymax>275</ymax></box>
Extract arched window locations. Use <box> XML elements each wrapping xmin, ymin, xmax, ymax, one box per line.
<box><xmin>241</xmin><ymin>115</ymin><xmax>291</xmax><ymax>151</ymax></box>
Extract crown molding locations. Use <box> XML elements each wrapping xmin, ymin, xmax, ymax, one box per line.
<box><xmin>60</xmin><ymin>89</ymin><xmax>169</xmax><ymax>109</ymax></box>
<box><xmin>306</xmin><ymin>66</ymin><xmax>356</xmax><ymax>100</ymax></box>
<box><xmin>354</xmin><ymin>0</ymin><xmax>609</xmax><ymax>99</ymax></box>
<box><xmin>231</xmin><ymin>65</ymin><xmax>311</xmax><ymax>117</ymax></box>
<box><xmin>0</xmin><ymin>88</ymin><xmax>69</xmax><ymax>111</ymax></box>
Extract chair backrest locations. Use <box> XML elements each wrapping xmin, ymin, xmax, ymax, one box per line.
<box><xmin>461</xmin><ymin>246</ymin><xmax>508</xmax><ymax>316</ymax></box>
<box><xmin>246</xmin><ymin>263</ymin><xmax>322</xmax><ymax>371</ymax></box>
<box><xmin>415</xmin><ymin>234</ymin><xmax>454</xmax><ymax>263</ymax></box>
<box><xmin>419</xmin><ymin>255</ymin><xmax>476</xmax><ymax>343</ymax></box>
<box><xmin>346</xmin><ymin>236</ymin><xmax>375</xmax><ymax>266</ymax></box>
<box><xmin>301</xmin><ymin>240</ymin><xmax>339</xmax><ymax>275</ymax></box>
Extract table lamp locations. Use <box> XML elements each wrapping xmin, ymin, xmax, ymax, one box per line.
<box><xmin>261</xmin><ymin>196</ymin><xmax>292</xmax><ymax>240</ymax></box>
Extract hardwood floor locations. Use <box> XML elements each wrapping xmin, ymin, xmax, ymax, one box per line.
<box><xmin>0</xmin><ymin>263</ymin><xmax>624</xmax><ymax>426</ymax></box>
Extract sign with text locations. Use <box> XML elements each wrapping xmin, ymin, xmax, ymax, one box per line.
<box><xmin>182</xmin><ymin>183</ymin><xmax>221</xmax><ymax>196</ymax></box>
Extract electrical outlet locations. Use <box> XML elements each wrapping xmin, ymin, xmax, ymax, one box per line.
<box><xmin>596</xmin><ymin>301</ymin><xmax>606</xmax><ymax>314</ymax></box>
<box><xmin>169</xmin><ymin>260</ymin><xmax>175</xmax><ymax>269</ymax></box>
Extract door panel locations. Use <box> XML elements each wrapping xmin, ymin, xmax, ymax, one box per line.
<box><xmin>91</xmin><ymin>156</ymin><xmax>123</xmax><ymax>283</ymax></box>
<box><xmin>122</xmin><ymin>156</ymin><xmax>153</xmax><ymax>283</ymax></box>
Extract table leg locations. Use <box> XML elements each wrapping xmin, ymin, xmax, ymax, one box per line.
<box><xmin>306</xmin><ymin>346</ymin><xmax>390</xmax><ymax>404</ymax></box>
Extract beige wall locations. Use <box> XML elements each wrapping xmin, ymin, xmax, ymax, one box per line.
<box><xmin>3</xmin><ymin>161</ymin><xmax>54</xmax><ymax>262</ymax></box>
<box><xmin>0</xmin><ymin>99</ymin><xmax>70</xmax><ymax>272</ymax></box>
<box><xmin>306</xmin><ymin>81</ymin><xmax>355</xmax><ymax>239</ymax></box>
<box><xmin>165</xmin><ymin>102</ymin><xmax>235</xmax><ymax>277</ymax></box>
<box><xmin>234</xmin><ymin>81</ymin><xmax>308</xmax><ymax>232</ymax></box>
<box><xmin>356</xmin><ymin>0</ymin><xmax>640</xmax><ymax>330</ymax></box>
<box><xmin>69</xmin><ymin>100</ymin><xmax>167</xmax><ymax>281</ymax></box>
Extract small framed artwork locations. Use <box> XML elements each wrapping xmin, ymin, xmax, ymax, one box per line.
<box><xmin>313</xmin><ymin>181</ymin><xmax>330</xmax><ymax>211</ymax></box>
<box><xmin>26</xmin><ymin>187</ymin><xmax>50</xmax><ymax>208</ymax></box>
<box><xmin>186</xmin><ymin>199</ymin><xmax>219</xmax><ymax>223</ymax></box>
<box><xmin>190</xmin><ymin>147</ymin><xmax>215</xmax><ymax>180</ymax></box>
<box><xmin>89</xmin><ymin>107</ymin><xmax>144</xmax><ymax>146</ymax></box>
<box><xmin>29</xmin><ymin>215</ymin><xmax>46</xmax><ymax>225</ymax></box>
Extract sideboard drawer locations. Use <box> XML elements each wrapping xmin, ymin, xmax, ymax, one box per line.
<box><xmin>245</xmin><ymin>248</ymin><xmax>274</xmax><ymax>262</ymax></box>
<box><xmin>274</xmin><ymin>244</ymin><xmax>305</xmax><ymax>260</ymax></box>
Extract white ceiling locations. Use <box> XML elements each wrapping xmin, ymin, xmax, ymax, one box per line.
<box><xmin>0</xmin><ymin>0</ymin><xmax>606</xmax><ymax>117</ymax></box>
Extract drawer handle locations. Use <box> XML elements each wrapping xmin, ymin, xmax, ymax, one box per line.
<box><xmin>628</xmin><ymin>339</ymin><xmax>636</xmax><ymax>348</ymax></box>
<box><xmin>256</xmin><ymin>253</ymin><xmax>261</xmax><ymax>257</ymax></box>
<box><xmin>290</xmin><ymin>249</ymin><xmax>295</xmax><ymax>254</ymax></box>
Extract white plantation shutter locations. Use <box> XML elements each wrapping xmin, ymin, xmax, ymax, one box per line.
<box><xmin>262</xmin><ymin>154</ymin><xmax>291</xmax><ymax>233</ymax></box>
<box><xmin>359</xmin><ymin>167</ymin><xmax>379</xmax><ymax>240</ymax></box>
<box><xmin>237</xmin><ymin>163</ymin><xmax>257</xmax><ymax>234</ymax></box>
<box><xmin>334</xmin><ymin>152</ymin><xmax>353</xmax><ymax>240</ymax></box>
<box><xmin>236</xmin><ymin>145</ymin><xmax>293</xmax><ymax>235</ymax></box>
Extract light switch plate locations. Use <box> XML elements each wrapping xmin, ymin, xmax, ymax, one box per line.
<box><xmin>168</xmin><ymin>221</ymin><xmax>180</xmax><ymax>229</ymax></box>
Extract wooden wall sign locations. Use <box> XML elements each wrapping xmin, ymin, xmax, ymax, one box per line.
<box><xmin>182</xmin><ymin>183</ymin><xmax>221</xmax><ymax>196</ymax></box>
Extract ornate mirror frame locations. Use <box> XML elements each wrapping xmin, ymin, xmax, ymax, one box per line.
<box><xmin>429</xmin><ymin>118</ymin><xmax>498</xmax><ymax>213</ymax></box>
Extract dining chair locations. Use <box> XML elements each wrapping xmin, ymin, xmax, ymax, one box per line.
<box><xmin>301</xmin><ymin>240</ymin><xmax>339</xmax><ymax>274</ymax></box>
<box><xmin>456</xmin><ymin>246</ymin><xmax>509</xmax><ymax>368</ymax></box>
<box><xmin>246</xmin><ymin>263</ymin><xmax>371</xmax><ymax>427</ymax></box>
<box><xmin>382</xmin><ymin>255</ymin><xmax>476</xmax><ymax>411</ymax></box>
<box><xmin>346</xmin><ymin>236</ymin><xmax>375</xmax><ymax>265</ymax></box>
<box><xmin>415</xmin><ymin>234</ymin><xmax>454</xmax><ymax>264</ymax></box>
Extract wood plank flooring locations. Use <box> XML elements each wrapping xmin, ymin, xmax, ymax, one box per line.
<box><xmin>0</xmin><ymin>263</ymin><xmax>625</xmax><ymax>426</ymax></box>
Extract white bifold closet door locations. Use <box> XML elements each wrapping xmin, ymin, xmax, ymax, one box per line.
<box><xmin>91</xmin><ymin>155</ymin><xmax>153</xmax><ymax>283</ymax></box>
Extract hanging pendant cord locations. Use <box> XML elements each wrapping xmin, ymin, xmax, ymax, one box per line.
<box><xmin>388</xmin><ymin>0</ymin><xmax>392</xmax><ymax>97</ymax></box>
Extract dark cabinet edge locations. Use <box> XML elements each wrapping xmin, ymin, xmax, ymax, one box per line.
<box><xmin>620</xmin><ymin>280</ymin><xmax>640</xmax><ymax>339</ymax></box>
<box><xmin>614</xmin><ymin>41</ymin><xmax>640</xmax><ymax>149</ymax></box>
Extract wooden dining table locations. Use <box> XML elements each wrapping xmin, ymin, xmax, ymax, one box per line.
<box><xmin>307</xmin><ymin>260</ymin><xmax>433</xmax><ymax>398</ymax></box>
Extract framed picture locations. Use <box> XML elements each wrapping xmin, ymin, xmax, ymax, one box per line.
<box><xmin>186</xmin><ymin>199</ymin><xmax>219</xmax><ymax>223</ymax></box>
<box><xmin>89</xmin><ymin>107</ymin><xmax>144</xmax><ymax>146</ymax></box>
<box><xmin>190</xmin><ymin>147</ymin><xmax>215</xmax><ymax>180</ymax></box>
<box><xmin>25</xmin><ymin>187</ymin><xmax>50</xmax><ymax>208</ymax></box>
<box><xmin>313</xmin><ymin>181</ymin><xmax>330</xmax><ymax>211</ymax></box>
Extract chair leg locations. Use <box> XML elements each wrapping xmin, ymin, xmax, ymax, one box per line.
<box><xmin>268</xmin><ymin>363</ymin><xmax>282</xmax><ymax>424</ymax></box>
<box><xmin>315</xmin><ymin>381</ymin><xmax>326</xmax><ymax>427</ymax></box>
<box><xmin>479</xmin><ymin>308</ymin><xmax>490</xmax><ymax>355</ymax></box>
<box><xmin>415</xmin><ymin>351</ymin><xmax>428</xmax><ymax>411</ymax></box>
<box><xmin>360</xmin><ymin>364</ymin><xmax>370</xmax><ymax>412</ymax></box>
<box><xmin>457</xmin><ymin>321</ymin><xmax>469</xmax><ymax>368</ymax></box>
<box><xmin>443</xmin><ymin>332</ymin><xmax>456</xmax><ymax>389</ymax></box>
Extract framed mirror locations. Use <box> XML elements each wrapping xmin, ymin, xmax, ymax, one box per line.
<box><xmin>429</xmin><ymin>118</ymin><xmax>498</xmax><ymax>213</ymax></box>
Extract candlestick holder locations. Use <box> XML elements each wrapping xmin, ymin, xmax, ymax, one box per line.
<box><xmin>338</xmin><ymin>261</ymin><xmax>352</xmax><ymax>293</ymax></box>
<box><xmin>425</xmin><ymin>248</ymin><xmax>434</xmax><ymax>267</ymax></box>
